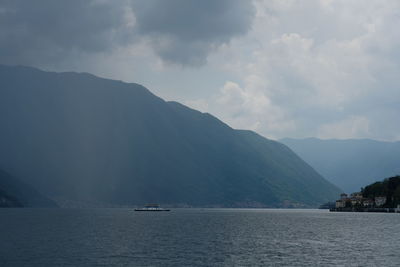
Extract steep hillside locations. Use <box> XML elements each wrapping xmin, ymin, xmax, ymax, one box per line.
<box><xmin>0</xmin><ymin>65</ymin><xmax>340</xmax><ymax>207</ymax></box>
<box><xmin>0</xmin><ymin>169</ymin><xmax>57</xmax><ymax>207</ymax></box>
<box><xmin>0</xmin><ymin>189</ymin><xmax>23</xmax><ymax>208</ymax></box>
<box><xmin>280</xmin><ymin>138</ymin><xmax>400</xmax><ymax>193</ymax></box>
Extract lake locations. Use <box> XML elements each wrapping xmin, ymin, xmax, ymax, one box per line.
<box><xmin>0</xmin><ymin>209</ymin><xmax>399</xmax><ymax>266</ymax></box>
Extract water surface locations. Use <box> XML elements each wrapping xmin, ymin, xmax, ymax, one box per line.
<box><xmin>0</xmin><ymin>209</ymin><xmax>399</xmax><ymax>266</ymax></box>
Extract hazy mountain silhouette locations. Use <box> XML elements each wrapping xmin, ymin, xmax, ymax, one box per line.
<box><xmin>280</xmin><ymin>138</ymin><xmax>400</xmax><ymax>193</ymax></box>
<box><xmin>0</xmin><ymin>169</ymin><xmax>57</xmax><ymax>207</ymax></box>
<box><xmin>0</xmin><ymin>65</ymin><xmax>340</xmax><ymax>207</ymax></box>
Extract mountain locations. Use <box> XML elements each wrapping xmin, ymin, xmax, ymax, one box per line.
<box><xmin>0</xmin><ymin>169</ymin><xmax>57</xmax><ymax>207</ymax></box>
<box><xmin>0</xmin><ymin>64</ymin><xmax>340</xmax><ymax>207</ymax></box>
<box><xmin>280</xmin><ymin>138</ymin><xmax>400</xmax><ymax>193</ymax></box>
<box><xmin>0</xmin><ymin>185</ymin><xmax>23</xmax><ymax>208</ymax></box>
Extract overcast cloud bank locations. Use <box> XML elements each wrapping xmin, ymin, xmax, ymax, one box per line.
<box><xmin>1</xmin><ymin>0</ymin><xmax>399</xmax><ymax>141</ymax></box>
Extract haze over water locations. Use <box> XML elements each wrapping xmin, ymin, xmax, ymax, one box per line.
<box><xmin>1</xmin><ymin>209</ymin><xmax>399</xmax><ymax>266</ymax></box>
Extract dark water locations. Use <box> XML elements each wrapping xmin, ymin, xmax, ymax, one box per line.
<box><xmin>0</xmin><ymin>209</ymin><xmax>399</xmax><ymax>266</ymax></box>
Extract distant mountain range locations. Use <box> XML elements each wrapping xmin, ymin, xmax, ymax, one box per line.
<box><xmin>280</xmin><ymin>138</ymin><xmax>400</xmax><ymax>193</ymax></box>
<box><xmin>0</xmin><ymin>65</ymin><xmax>340</xmax><ymax>207</ymax></box>
<box><xmin>0</xmin><ymin>169</ymin><xmax>57</xmax><ymax>207</ymax></box>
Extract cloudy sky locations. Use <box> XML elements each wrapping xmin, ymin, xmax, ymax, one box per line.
<box><xmin>1</xmin><ymin>0</ymin><xmax>399</xmax><ymax>141</ymax></box>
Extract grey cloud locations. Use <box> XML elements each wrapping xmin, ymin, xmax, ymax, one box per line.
<box><xmin>0</xmin><ymin>0</ymin><xmax>131</xmax><ymax>66</ymax></box>
<box><xmin>132</xmin><ymin>0</ymin><xmax>255</xmax><ymax>65</ymax></box>
<box><xmin>0</xmin><ymin>0</ymin><xmax>255</xmax><ymax>67</ymax></box>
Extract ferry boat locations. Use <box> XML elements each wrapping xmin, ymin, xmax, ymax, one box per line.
<box><xmin>134</xmin><ymin>204</ymin><xmax>170</xmax><ymax>212</ymax></box>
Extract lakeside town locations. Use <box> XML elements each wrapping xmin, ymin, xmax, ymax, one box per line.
<box><xmin>331</xmin><ymin>192</ymin><xmax>400</xmax><ymax>212</ymax></box>
<box><xmin>330</xmin><ymin>175</ymin><xmax>400</xmax><ymax>213</ymax></box>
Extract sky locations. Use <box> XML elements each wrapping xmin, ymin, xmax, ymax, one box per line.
<box><xmin>1</xmin><ymin>0</ymin><xmax>399</xmax><ymax>141</ymax></box>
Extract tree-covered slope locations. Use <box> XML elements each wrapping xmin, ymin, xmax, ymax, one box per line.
<box><xmin>280</xmin><ymin>138</ymin><xmax>400</xmax><ymax>193</ymax></box>
<box><xmin>0</xmin><ymin>169</ymin><xmax>57</xmax><ymax>207</ymax></box>
<box><xmin>0</xmin><ymin>189</ymin><xmax>23</xmax><ymax>208</ymax></box>
<box><xmin>0</xmin><ymin>65</ymin><xmax>340</xmax><ymax>207</ymax></box>
<box><xmin>362</xmin><ymin>175</ymin><xmax>400</xmax><ymax>208</ymax></box>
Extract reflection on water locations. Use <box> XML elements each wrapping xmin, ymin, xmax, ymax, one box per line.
<box><xmin>0</xmin><ymin>209</ymin><xmax>399</xmax><ymax>266</ymax></box>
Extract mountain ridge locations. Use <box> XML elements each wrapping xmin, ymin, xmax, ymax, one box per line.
<box><xmin>0</xmin><ymin>64</ymin><xmax>341</xmax><ymax>207</ymax></box>
<box><xmin>280</xmin><ymin>137</ymin><xmax>400</xmax><ymax>193</ymax></box>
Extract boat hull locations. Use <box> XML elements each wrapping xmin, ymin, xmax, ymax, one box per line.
<box><xmin>134</xmin><ymin>209</ymin><xmax>170</xmax><ymax>212</ymax></box>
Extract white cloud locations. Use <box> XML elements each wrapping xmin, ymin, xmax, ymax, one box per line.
<box><xmin>186</xmin><ymin>79</ymin><xmax>295</xmax><ymax>139</ymax></box>
<box><xmin>317</xmin><ymin>116</ymin><xmax>371</xmax><ymax>139</ymax></box>
<box><xmin>194</xmin><ymin>0</ymin><xmax>400</xmax><ymax>141</ymax></box>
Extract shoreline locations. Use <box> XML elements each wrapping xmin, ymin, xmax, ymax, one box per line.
<box><xmin>330</xmin><ymin>207</ymin><xmax>400</xmax><ymax>213</ymax></box>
